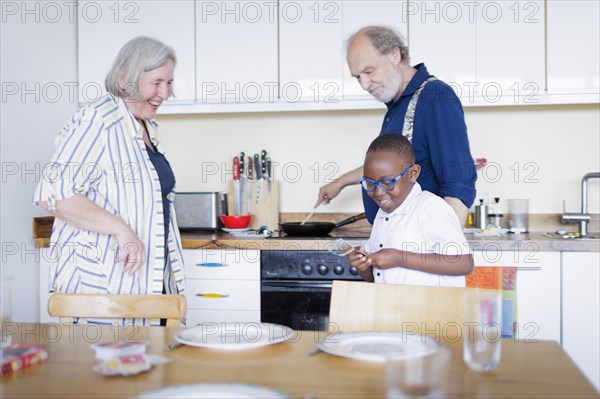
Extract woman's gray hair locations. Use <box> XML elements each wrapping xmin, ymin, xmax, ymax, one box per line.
<box><xmin>105</xmin><ymin>36</ymin><xmax>177</xmax><ymax>98</ymax></box>
<box><xmin>348</xmin><ymin>26</ymin><xmax>410</xmax><ymax>64</ymax></box>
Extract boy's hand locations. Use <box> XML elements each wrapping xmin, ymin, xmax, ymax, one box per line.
<box><xmin>348</xmin><ymin>246</ymin><xmax>370</xmax><ymax>272</ymax></box>
<box><xmin>365</xmin><ymin>248</ymin><xmax>401</xmax><ymax>270</ymax></box>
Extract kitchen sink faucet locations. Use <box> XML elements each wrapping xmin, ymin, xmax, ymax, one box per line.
<box><xmin>562</xmin><ymin>172</ymin><xmax>600</xmax><ymax>236</ymax></box>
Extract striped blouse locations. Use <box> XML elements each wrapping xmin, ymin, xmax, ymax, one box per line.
<box><xmin>33</xmin><ymin>94</ymin><xmax>186</xmax><ymax>324</ymax></box>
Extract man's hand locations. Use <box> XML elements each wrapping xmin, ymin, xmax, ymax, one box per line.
<box><xmin>314</xmin><ymin>166</ymin><xmax>364</xmax><ymax>208</ymax></box>
<box><xmin>315</xmin><ymin>181</ymin><xmax>344</xmax><ymax>208</ymax></box>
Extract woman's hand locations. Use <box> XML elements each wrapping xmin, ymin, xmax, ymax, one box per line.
<box><xmin>39</xmin><ymin>195</ymin><xmax>147</xmax><ymax>275</ymax></box>
<box><xmin>114</xmin><ymin>227</ymin><xmax>146</xmax><ymax>275</ymax></box>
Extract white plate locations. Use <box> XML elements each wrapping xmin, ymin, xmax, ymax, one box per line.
<box><xmin>317</xmin><ymin>332</ymin><xmax>441</xmax><ymax>362</ymax></box>
<box><xmin>175</xmin><ymin>323</ymin><xmax>293</xmax><ymax>350</ymax></box>
<box><xmin>137</xmin><ymin>383</ymin><xmax>289</xmax><ymax>398</ymax></box>
<box><xmin>222</xmin><ymin>227</ymin><xmax>251</xmax><ymax>233</ymax></box>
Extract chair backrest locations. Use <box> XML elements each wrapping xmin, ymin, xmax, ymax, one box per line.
<box><xmin>329</xmin><ymin>280</ymin><xmax>466</xmax><ymax>339</ymax></box>
<box><xmin>48</xmin><ymin>293</ymin><xmax>187</xmax><ymax>327</ymax></box>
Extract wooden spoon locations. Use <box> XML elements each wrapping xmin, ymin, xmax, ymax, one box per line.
<box><xmin>300</xmin><ymin>205</ymin><xmax>320</xmax><ymax>225</ymax></box>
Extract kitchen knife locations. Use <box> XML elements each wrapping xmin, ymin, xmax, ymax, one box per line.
<box><xmin>254</xmin><ymin>153</ymin><xmax>262</xmax><ymax>205</ymax></box>
<box><xmin>261</xmin><ymin>149</ymin><xmax>267</xmax><ymax>177</ymax></box>
<box><xmin>266</xmin><ymin>157</ymin><xmax>272</xmax><ymax>193</ymax></box>
<box><xmin>239</xmin><ymin>152</ymin><xmax>245</xmax><ymax>215</ymax></box>
<box><xmin>233</xmin><ymin>156</ymin><xmax>240</xmax><ymax>216</ymax></box>
<box><xmin>247</xmin><ymin>156</ymin><xmax>253</xmax><ymax>215</ymax></box>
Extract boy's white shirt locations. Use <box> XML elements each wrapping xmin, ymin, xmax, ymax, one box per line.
<box><xmin>365</xmin><ymin>183</ymin><xmax>472</xmax><ymax>287</ymax></box>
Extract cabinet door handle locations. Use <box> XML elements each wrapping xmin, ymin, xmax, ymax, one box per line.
<box><xmin>197</xmin><ymin>262</ymin><xmax>227</xmax><ymax>267</ymax></box>
<box><xmin>516</xmin><ymin>266</ymin><xmax>542</xmax><ymax>271</ymax></box>
<box><xmin>196</xmin><ymin>293</ymin><xmax>230</xmax><ymax>298</ymax></box>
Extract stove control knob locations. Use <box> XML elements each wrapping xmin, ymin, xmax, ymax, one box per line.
<box><xmin>301</xmin><ymin>263</ymin><xmax>313</xmax><ymax>275</ymax></box>
<box><xmin>317</xmin><ymin>264</ymin><xmax>329</xmax><ymax>276</ymax></box>
<box><xmin>349</xmin><ymin>266</ymin><xmax>358</xmax><ymax>276</ymax></box>
<box><xmin>333</xmin><ymin>265</ymin><xmax>344</xmax><ymax>275</ymax></box>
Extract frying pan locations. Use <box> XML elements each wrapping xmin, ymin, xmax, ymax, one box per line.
<box><xmin>280</xmin><ymin>213</ymin><xmax>366</xmax><ymax>236</ymax></box>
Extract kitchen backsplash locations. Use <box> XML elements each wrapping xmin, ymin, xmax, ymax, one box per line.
<box><xmin>156</xmin><ymin>104</ymin><xmax>599</xmax><ymax>215</ymax></box>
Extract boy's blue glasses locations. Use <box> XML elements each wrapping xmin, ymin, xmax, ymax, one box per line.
<box><xmin>360</xmin><ymin>165</ymin><xmax>414</xmax><ymax>192</ymax></box>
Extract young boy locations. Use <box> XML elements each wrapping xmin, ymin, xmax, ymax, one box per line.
<box><xmin>348</xmin><ymin>133</ymin><xmax>474</xmax><ymax>286</ymax></box>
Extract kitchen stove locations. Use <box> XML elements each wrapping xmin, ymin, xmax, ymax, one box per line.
<box><xmin>260</xmin><ymin>250</ymin><xmax>363</xmax><ymax>331</ymax></box>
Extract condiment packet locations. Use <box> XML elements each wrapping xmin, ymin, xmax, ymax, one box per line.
<box><xmin>91</xmin><ymin>341</ymin><xmax>148</xmax><ymax>361</ymax></box>
<box><xmin>93</xmin><ymin>354</ymin><xmax>171</xmax><ymax>377</ymax></box>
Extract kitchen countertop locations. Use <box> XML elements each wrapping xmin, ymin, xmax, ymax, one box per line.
<box><xmin>180</xmin><ymin>231</ymin><xmax>600</xmax><ymax>252</ymax></box>
<box><xmin>33</xmin><ymin>216</ymin><xmax>600</xmax><ymax>252</ymax></box>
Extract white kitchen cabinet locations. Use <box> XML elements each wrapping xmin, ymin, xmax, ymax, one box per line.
<box><xmin>473</xmin><ymin>249</ymin><xmax>561</xmax><ymax>342</ymax></box>
<box><xmin>341</xmin><ymin>1</ymin><xmax>408</xmax><ymax>100</ymax></box>
<box><xmin>279</xmin><ymin>0</ymin><xmax>343</xmax><ymax>103</ymax></box>
<box><xmin>562</xmin><ymin>252</ymin><xmax>600</xmax><ymax>391</ymax></box>
<box><xmin>547</xmin><ymin>0</ymin><xmax>600</xmax><ymax>93</ymax></box>
<box><xmin>408</xmin><ymin>0</ymin><xmax>476</xmax><ymax>90</ymax></box>
<box><xmin>77</xmin><ymin>0</ymin><xmax>196</xmax><ymax>104</ymax></box>
<box><xmin>196</xmin><ymin>1</ymin><xmax>278</xmax><ymax>104</ymax></box>
<box><xmin>409</xmin><ymin>0</ymin><xmax>544</xmax><ymax>104</ymax></box>
<box><xmin>475</xmin><ymin>0</ymin><xmax>545</xmax><ymax>104</ymax></box>
<box><xmin>183</xmin><ymin>248</ymin><xmax>261</xmax><ymax>326</ymax></box>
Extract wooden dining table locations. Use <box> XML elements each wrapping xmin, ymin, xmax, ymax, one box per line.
<box><xmin>1</xmin><ymin>323</ymin><xmax>598</xmax><ymax>398</ymax></box>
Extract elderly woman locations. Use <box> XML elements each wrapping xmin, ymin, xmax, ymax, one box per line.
<box><xmin>34</xmin><ymin>36</ymin><xmax>185</xmax><ymax>325</ymax></box>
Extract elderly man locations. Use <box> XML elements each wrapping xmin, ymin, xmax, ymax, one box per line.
<box><xmin>316</xmin><ymin>25</ymin><xmax>476</xmax><ymax>226</ymax></box>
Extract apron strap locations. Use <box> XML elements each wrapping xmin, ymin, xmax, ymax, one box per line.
<box><xmin>402</xmin><ymin>76</ymin><xmax>438</xmax><ymax>142</ymax></box>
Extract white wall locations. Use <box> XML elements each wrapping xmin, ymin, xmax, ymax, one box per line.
<box><xmin>1</xmin><ymin>7</ymin><xmax>78</xmax><ymax>321</ymax></box>
<box><xmin>156</xmin><ymin>104</ymin><xmax>600</xmax><ymax>215</ymax></box>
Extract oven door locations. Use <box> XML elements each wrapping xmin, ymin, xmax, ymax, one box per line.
<box><xmin>261</xmin><ymin>280</ymin><xmax>333</xmax><ymax>331</ymax></box>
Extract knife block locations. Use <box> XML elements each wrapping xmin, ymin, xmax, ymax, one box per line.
<box><xmin>228</xmin><ymin>179</ymin><xmax>279</xmax><ymax>230</ymax></box>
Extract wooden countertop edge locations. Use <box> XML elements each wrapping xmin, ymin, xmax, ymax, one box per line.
<box><xmin>33</xmin><ymin>216</ymin><xmax>600</xmax><ymax>252</ymax></box>
<box><xmin>35</xmin><ymin>233</ymin><xmax>600</xmax><ymax>252</ymax></box>
<box><xmin>177</xmin><ymin>233</ymin><xmax>600</xmax><ymax>252</ymax></box>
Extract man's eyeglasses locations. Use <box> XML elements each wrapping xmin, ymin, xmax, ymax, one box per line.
<box><xmin>360</xmin><ymin>165</ymin><xmax>414</xmax><ymax>192</ymax></box>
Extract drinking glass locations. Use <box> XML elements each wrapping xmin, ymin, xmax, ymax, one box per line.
<box><xmin>507</xmin><ymin>199</ymin><xmax>529</xmax><ymax>233</ymax></box>
<box><xmin>386</xmin><ymin>347</ymin><xmax>450</xmax><ymax>398</ymax></box>
<box><xmin>1</xmin><ymin>276</ymin><xmax>13</xmax><ymax>347</ymax></box>
<box><xmin>463</xmin><ymin>289</ymin><xmax>502</xmax><ymax>372</ymax></box>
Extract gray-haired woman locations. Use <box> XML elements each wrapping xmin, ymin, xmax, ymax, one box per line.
<box><xmin>33</xmin><ymin>36</ymin><xmax>186</xmax><ymax>325</ymax></box>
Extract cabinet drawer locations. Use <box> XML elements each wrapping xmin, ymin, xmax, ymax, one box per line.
<box><xmin>186</xmin><ymin>309</ymin><xmax>260</xmax><ymax>326</ymax></box>
<box><xmin>185</xmin><ymin>279</ymin><xmax>260</xmax><ymax>311</ymax></box>
<box><xmin>183</xmin><ymin>249</ymin><xmax>260</xmax><ymax>280</ymax></box>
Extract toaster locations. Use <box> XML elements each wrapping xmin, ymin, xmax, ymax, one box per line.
<box><xmin>174</xmin><ymin>192</ymin><xmax>228</xmax><ymax>231</ymax></box>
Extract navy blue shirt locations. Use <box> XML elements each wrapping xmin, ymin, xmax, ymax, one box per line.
<box><xmin>146</xmin><ymin>139</ymin><xmax>175</xmax><ymax>255</ymax></box>
<box><xmin>362</xmin><ymin>64</ymin><xmax>477</xmax><ymax>224</ymax></box>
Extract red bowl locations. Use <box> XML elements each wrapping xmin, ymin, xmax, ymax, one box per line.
<box><xmin>220</xmin><ymin>214</ymin><xmax>252</xmax><ymax>229</ymax></box>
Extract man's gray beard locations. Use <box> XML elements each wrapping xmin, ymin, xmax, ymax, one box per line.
<box><xmin>375</xmin><ymin>89</ymin><xmax>397</xmax><ymax>103</ymax></box>
<box><xmin>372</xmin><ymin>76</ymin><xmax>402</xmax><ymax>103</ymax></box>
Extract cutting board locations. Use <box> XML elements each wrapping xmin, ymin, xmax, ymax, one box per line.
<box><xmin>228</xmin><ymin>179</ymin><xmax>279</xmax><ymax>230</ymax></box>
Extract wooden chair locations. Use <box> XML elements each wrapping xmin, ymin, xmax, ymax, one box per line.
<box><xmin>48</xmin><ymin>293</ymin><xmax>187</xmax><ymax>327</ymax></box>
<box><xmin>329</xmin><ymin>280</ymin><xmax>466</xmax><ymax>338</ymax></box>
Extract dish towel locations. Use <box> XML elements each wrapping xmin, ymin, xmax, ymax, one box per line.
<box><xmin>466</xmin><ymin>266</ymin><xmax>518</xmax><ymax>338</ymax></box>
